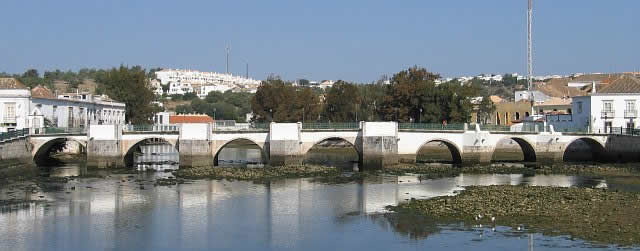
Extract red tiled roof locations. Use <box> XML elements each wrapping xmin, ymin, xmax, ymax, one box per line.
<box><xmin>0</xmin><ymin>78</ymin><xmax>27</xmax><ymax>89</ymax></box>
<box><xmin>597</xmin><ymin>75</ymin><xmax>640</xmax><ymax>94</ymax></box>
<box><xmin>31</xmin><ymin>85</ymin><xmax>55</xmax><ymax>98</ymax></box>
<box><xmin>169</xmin><ymin>114</ymin><xmax>214</xmax><ymax>124</ymax></box>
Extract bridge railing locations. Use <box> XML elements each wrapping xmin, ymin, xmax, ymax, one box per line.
<box><xmin>124</xmin><ymin>124</ymin><xmax>180</xmax><ymax>132</ymax></box>
<box><xmin>0</xmin><ymin>128</ymin><xmax>29</xmax><ymax>142</ymax></box>
<box><xmin>38</xmin><ymin>127</ymin><xmax>87</xmax><ymax>135</ymax></box>
<box><xmin>478</xmin><ymin>124</ymin><xmax>511</xmax><ymax>132</ymax></box>
<box><xmin>302</xmin><ymin>122</ymin><xmax>360</xmax><ymax>130</ymax></box>
<box><xmin>213</xmin><ymin>123</ymin><xmax>270</xmax><ymax>131</ymax></box>
<box><xmin>399</xmin><ymin>123</ymin><xmax>465</xmax><ymax>131</ymax></box>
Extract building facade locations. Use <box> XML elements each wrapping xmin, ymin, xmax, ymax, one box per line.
<box><xmin>0</xmin><ymin>78</ymin><xmax>34</xmax><ymax>132</ymax></box>
<box><xmin>547</xmin><ymin>75</ymin><xmax>640</xmax><ymax>133</ymax></box>
<box><xmin>31</xmin><ymin>87</ymin><xmax>126</xmax><ymax>128</ymax></box>
<box><xmin>155</xmin><ymin>69</ymin><xmax>260</xmax><ymax>96</ymax></box>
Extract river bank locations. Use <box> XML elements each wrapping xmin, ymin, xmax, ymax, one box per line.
<box><xmin>384</xmin><ymin>163</ymin><xmax>640</xmax><ymax>179</ymax></box>
<box><xmin>387</xmin><ymin>185</ymin><xmax>640</xmax><ymax>246</ymax></box>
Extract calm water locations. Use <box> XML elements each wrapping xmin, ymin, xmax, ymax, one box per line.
<box><xmin>2</xmin><ymin>143</ymin><xmax>639</xmax><ymax>250</ymax></box>
<box><xmin>1</xmin><ymin>164</ymin><xmax>638</xmax><ymax>251</ymax></box>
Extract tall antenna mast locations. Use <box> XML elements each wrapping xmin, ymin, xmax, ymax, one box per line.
<box><xmin>225</xmin><ymin>45</ymin><xmax>231</xmax><ymax>74</ymax></box>
<box><xmin>246</xmin><ymin>62</ymin><xmax>249</xmax><ymax>79</ymax></box>
<box><xmin>527</xmin><ymin>0</ymin><xmax>534</xmax><ymax>115</ymax></box>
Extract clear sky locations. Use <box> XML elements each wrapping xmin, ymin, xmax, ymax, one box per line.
<box><xmin>1</xmin><ymin>0</ymin><xmax>638</xmax><ymax>82</ymax></box>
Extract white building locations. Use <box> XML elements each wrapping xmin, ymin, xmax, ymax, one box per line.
<box><xmin>199</xmin><ymin>84</ymin><xmax>233</xmax><ymax>98</ymax></box>
<box><xmin>150</xmin><ymin>79</ymin><xmax>164</xmax><ymax>96</ymax></box>
<box><xmin>168</xmin><ymin>82</ymin><xmax>194</xmax><ymax>95</ymax></box>
<box><xmin>318</xmin><ymin>80</ymin><xmax>335</xmax><ymax>89</ymax></box>
<box><xmin>31</xmin><ymin>86</ymin><xmax>126</xmax><ymax>128</ymax></box>
<box><xmin>547</xmin><ymin>76</ymin><xmax>640</xmax><ymax>133</ymax></box>
<box><xmin>155</xmin><ymin>69</ymin><xmax>261</xmax><ymax>95</ymax></box>
<box><xmin>0</xmin><ymin>78</ymin><xmax>38</xmax><ymax>132</ymax></box>
<box><xmin>514</xmin><ymin>90</ymin><xmax>551</xmax><ymax>103</ymax></box>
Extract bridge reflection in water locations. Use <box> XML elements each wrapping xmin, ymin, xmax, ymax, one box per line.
<box><xmin>0</xmin><ymin>169</ymin><xmax>610</xmax><ymax>250</ymax></box>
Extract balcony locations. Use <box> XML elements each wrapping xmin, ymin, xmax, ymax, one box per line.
<box><xmin>601</xmin><ymin>110</ymin><xmax>615</xmax><ymax>118</ymax></box>
<box><xmin>625</xmin><ymin>109</ymin><xmax>637</xmax><ymax>118</ymax></box>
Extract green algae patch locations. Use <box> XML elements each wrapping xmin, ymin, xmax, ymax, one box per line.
<box><xmin>384</xmin><ymin>163</ymin><xmax>640</xmax><ymax>179</ymax></box>
<box><xmin>0</xmin><ymin>162</ymin><xmax>38</xmax><ymax>185</ymax></box>
<box><xmin>174</xmin><ymin>165</ymin><xmax>341</xmax><ymax>181</ymax></box>
<box><xmin>387</xmin><ymin>185</ymin><xmax>640</xmax><ymax>246</ymax></box>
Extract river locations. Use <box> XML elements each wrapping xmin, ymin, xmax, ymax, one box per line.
<box><xmin>0</xmin><ymin>145</ymin><xmax>639</xmax><ymax>250</ymax></box>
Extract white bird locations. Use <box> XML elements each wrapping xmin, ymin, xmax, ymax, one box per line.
<box><xmin>491</xmin><ymin>216</ymin><xmax>496</xmax><ymax>222</ymax></box>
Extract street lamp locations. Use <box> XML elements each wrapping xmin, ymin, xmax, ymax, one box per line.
<box><xmin>213</xmin><ymin>108</ymin><xmax>217</xmax><ymax>121</ymax></box>
<box><xmin>269</xmin><ymin>108</ymin><xmax>273</xmax><ymax>122</ymax></box>
<box><xmin>419</xmin><ymin>108</ymin><xmax>423</xmax><ymax>123</ymax></box>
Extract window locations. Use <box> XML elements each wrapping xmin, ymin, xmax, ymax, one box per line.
<box><xmin>576</xmin><ymin>102</ymin><xmax>582</xmax><ymax>114</ymax></box>
<box><xmin>627</xmin><ymin>122</ymin><xmax>635</xmax><ymax>129</ymax></box>
<box><xmin>603</xmin><ymin>101</ymin><xmax>613</xmax><ymax>112</ymax></box>
<box><xmin>4</xmin><ymin>102</ymin><xmax>16</xmax><ymax>124</ymax></box>
<box><xmin>4</xmin><ymin>102</ymin><xmax>16</xmax><ymax>118</ymax></box>
<box><xmin>604</xmin><ymin>121</ymin><xmax>613</xmax><ymax>133</ymax></box>
<box><xmin>68</xmin><ymin>107</ymin><xmax>74</xmax><ymax>128</ymax></box>
<box><xmin>626</xmin><ymin>100</ymin><xmax>636</xmax><ymax>111</ymax></box>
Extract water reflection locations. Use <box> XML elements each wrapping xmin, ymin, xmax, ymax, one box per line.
<box><xmin>0</xmin><ymin>167</ymin><xmax>633</xmax><ymax>250</ymax></box>
<box><xmin>134</xmin><ymin>143</ymin><xmax>179</xmax><ymax>171</ymax></box>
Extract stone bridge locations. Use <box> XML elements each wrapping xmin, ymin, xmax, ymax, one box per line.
<box><xmin>3</xmin><ymin>122</ymin><xmax>640</xmax><ymax>169</ymax></box>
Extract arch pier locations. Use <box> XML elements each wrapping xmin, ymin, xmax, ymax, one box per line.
<box><xmin>6</xmin><ymin>122</ymin><xmax>640</xmax><ymax>169</ymax></box>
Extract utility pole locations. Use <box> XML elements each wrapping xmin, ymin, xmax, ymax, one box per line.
<box><xmin>528</xmin><ymin>0</ymin><xmax>535</xmax><ymax>116</ymax></box>
<box><xmin>225</xmin><ymin>45</ymin><xmax>230</xmax><ymax>74</ymax></box>
<box><xmin>246</xmin><ymin>62</ymin><xmax>249</xmax><ymax>79</ymax></box>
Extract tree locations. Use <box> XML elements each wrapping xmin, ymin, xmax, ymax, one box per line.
<box><xmin>477</xmin><ymin>95</ymin><xmax>496</xmax><ymax>124</ymax></box>
<box><xmin>357</xmin><ymin>83</ymin><xmax>386</xmax><ymax>121</ymax></box>
<box><xmin>22</xmin><ymin>69</ymin><xmax>39</xmax><ymax>78</ymax></box>
<box><xmin>378</xmin><ymin>66</ymin><xmax>474</xmax><ymax>123</ymax></box>
<box><xmin>176</xmin><ymin>104</ymin><xmax>194</xmax><ymax>114</ymax></box>
<box><xmin>100</xmin><ymin>65</ymin><xmax>159</xmax><ymax>124</ymax></box>
<box><xmin>323</xmin><ymin>81</ymin><xmax>360</xmax><ymax>122</ymax></box>
<box><xmin>298</xmin><ymin>79</ymin><xmax>310</xmax><ymax>86</ymax></box>
<box><xmin>250</xmin><ymin>77</ymin><xmax>321</xmax><ymax>122</ymax></box>
<box><xmin>379</xmin><ymin>66</ymin><xmax>440</xmax><ymax>122</ymax></box>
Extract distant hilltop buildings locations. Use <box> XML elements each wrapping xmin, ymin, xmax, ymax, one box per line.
<box><xmin>152</xmin><ymin>69</ymin><xmax>262</xmax><ymax>97</ymax></box>
<box><xmin>434</xmin><ymin>73</ymin><xmax>592</xmax><ymax>85</ymax></box>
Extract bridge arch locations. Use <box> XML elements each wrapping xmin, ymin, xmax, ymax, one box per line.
<box><xmin>302</xmin><ymin>136</ymin><xmax>361</xmax><ymax>168</ymax></box>
<box><xmin>33</xmin><ymin>137</ymin><xmax>87</xmax><ymax>166</ymax></box>
<box><xmin>562</xmin><ymin>137</ymin><xmax>606</xmax><ymax>162</ymax></box>
<box><xmin>492</xmin><ymin>136</ymin><xmax>537</xmax><ymax>163</ymax></box>
<box><xmin>302</xmin><ymin>136</ymin><xmax>360</xmax><ymax>155</ymax></box>
<box><xmin>415</xmin><ymin>138</ymin><xmax>462</xmax><ymax>164</ymax></box>
<box><xmin>213</xmin><ymin>138</ymin><xmax>268</xmax><ymax>166</ymax></box>
<box><xmin>123</xmin><ymin>137</ymin><xmax>178</xmax><ymax>167</ymax></box>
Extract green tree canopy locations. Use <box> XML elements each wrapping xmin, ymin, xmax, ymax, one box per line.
<box><xmin>323</xmin><ymin>81</ymin><xmax>361</xmax><ymax>122</ymax></box>
<box><xmin>250</xmin><ymin>77</ymin><xmax>321</xmax><ymax>122</ymax></box>
<box><xmin>101</xmin><ymin>65</ymin><xmax>160</xmax><ymax>124</ymax></box>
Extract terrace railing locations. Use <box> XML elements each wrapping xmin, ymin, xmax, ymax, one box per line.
<box><xmin>0</xmin><ymin>128</ymin><xmax>29</xmax><ymax>142</ymax></box>
<box><xmin>479</xmin><ymin>124</ymin><xmax>511</xmax><ymax>132</ymax></box>
<box><xmin>213</xmin><ymin>123</ymin><xmax>270</xmax><ymax>131</ymax></box>
<box><xmin>124</xmin><ymin>124</ymin><xmax>179</xmax><ymax>132</ymax></box>
<box><xmin>301</xmin><ymin>122</ymin><xmax>360</xmax><ymax>130</ymax></box>
<box><xmin>399</xmin><ymin>123</ymin><xmax>465</xmax><ymax>131</ymax></box>
<box><xmin>41</xmin><ymin>127</ymin><xmax>87</xmax><ymax>135</ymax></box>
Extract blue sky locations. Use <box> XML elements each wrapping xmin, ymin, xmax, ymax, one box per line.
<box><xmin>1</xmin><ymin>0</ymin><xmax>638</xmax><ymax>82</ymax></box>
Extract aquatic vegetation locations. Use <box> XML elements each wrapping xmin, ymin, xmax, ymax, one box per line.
<box><xmin>174</xmin><ymin>165</ymin><xmax>342</xmax><ymax>181</ymax></box>
<box><xmin>388</xmin><ymin>185</ymin><xmax>640</xmax><ymax>246</ymax></box>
